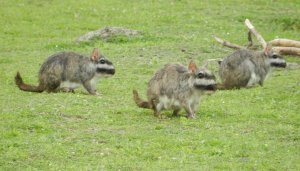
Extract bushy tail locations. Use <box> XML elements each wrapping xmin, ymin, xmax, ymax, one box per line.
<box><xmin>132</xmin><ymin>90</ymin><xmax>151</xmax><ymax>109</ymax></box>
<box><xmin>15</xmin><ymin>72</ymin><xmax>44</xmax><ymax>93</ymax></box>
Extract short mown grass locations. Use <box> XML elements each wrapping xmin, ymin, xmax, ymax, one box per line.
<box><xmin>0</xmin><ymin>0</ymin><xmax>299</xmax><ymax>170</ymax></box>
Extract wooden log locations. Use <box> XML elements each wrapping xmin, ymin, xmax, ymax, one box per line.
<box><xmin>246</xmin><ymin>31</ymin><xmax>253</xmax><ymax>48</ymax></box>
<box><xmin>214</xmin><ymin>19</ymin><xmax>300</xmax><ymax>56</ymax></box>
<box><xmin>213</xmin><ymin>35</ymin><xmax>244</xmax><ymax>49</ymax></box>
<box><xmin>273</xmin><ymin>47</ymin><xmax>300</xmax><ymax>56</ymax></box>
<box><xmin>244</xmin><ymin>19</ymin><xmax>267</xmax><ymax>49</ymax></box>
<box><xmin>269</xmin><ymin>39</ymin><xmax>300</xmax><ymax>48</ymax></box>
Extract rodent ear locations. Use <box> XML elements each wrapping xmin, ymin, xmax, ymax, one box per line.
<box><xmin>91</xmin><ymin>48</ymin><xmax>100</xmax><ymax>61</ymax></box>
<box><xmin>264</xmin><ymin>43</ymin><xmax>272</xmax><ymax>56</ymax></box>
<box><xmin>188</xmin><ymin>61</ymin><xmax>198</xmax><ymax>73</ymax></box>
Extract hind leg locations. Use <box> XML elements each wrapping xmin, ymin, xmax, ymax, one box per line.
<box><xmin>43</xmin><ymin>74</ymin><xmax>61</xmax><ymax>93</ymax></box>
<box><xmin>151</xmin><ymin>99</ymin><xmax>162</xmax><ymax>118</ymax></box>
<box><xmin>46</xmin><ymin>81</ymin><xmax>60</xmax><ymax>93</ymax></box>
<box><xmin>222</xmin><ymin>80</ymin><xmax>239</xmax><ymax>90</ymax></box>
<box><xmin>172</xmin><ymin>108</ymin><xmax>181</xmax><ymax>117</ymax></box>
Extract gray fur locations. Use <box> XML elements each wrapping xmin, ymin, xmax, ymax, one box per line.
<box><xmin>133</xmin><ymin>62</ymin><xmax>216</xmax><ymax>119</ymax></box>
<box><xmin>15</xmin><ymin>48</ymin><xmax>115</xmax><ymax>95</ymax></box>
<box><xmin>218</xmin><ymin>47</ymin><xmax>286</xmax><ymax>89</ymax></box>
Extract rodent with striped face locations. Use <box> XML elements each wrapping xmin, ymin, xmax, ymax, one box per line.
<box><xmin>218</xmin><ymin>43</ymin><xmax>286</xmax><ymax>89</ymax></box>
<box><xmin>133</xmin><ymin>61</ymin><xmax>216</xmax><ymax>119</ymax></box>
<box><xmin>15</xmin><ymin>48</ymin><xmax>115</xmax><ymax>95</ymax></box>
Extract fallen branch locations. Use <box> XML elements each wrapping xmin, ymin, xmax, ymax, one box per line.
<box><xmin>213</xmin><ymin>35</ymin><xmax>244</xmax><ymax>49</ymax></box>
<box><xmin>270</xmin><ymin>39</ymin><xmax>300</xmax><ymax>48</ymax></box>
<box><xmin>273</xmin><ymin>47</ymin><xmax>300</xmax><ymax>56</ymax></box>
<box><xmin>244</xmin><ymin>19</ymin><xmax>267</xmax><ymax>49</ymax></box>
<box><xmin>246</xmin><ymin>31</ymin><xmax>253</xmax><ymax>48</ymax></box>
<box><xmin>214</xmin><ymin>19</ymin><xmax>300</xmax><ymax>56</ymax></box>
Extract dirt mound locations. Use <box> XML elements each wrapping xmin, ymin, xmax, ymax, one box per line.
<box><xmin>76</xmin><ymin>27</ymin><xmax>142</xmax><ymax>43</ymax></box>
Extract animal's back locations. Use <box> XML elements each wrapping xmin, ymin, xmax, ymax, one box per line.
<box><xmin>220</xmin><ymin>49</ymin><xmax>255</xmax><ymax>73</ymax></box>
<box><xmin>219</xmin><ymin>49</ymin><xmax>261</xmax><ymax>88</ymax></box>
<box><xmin>38</xmin><ymin>52</ymin><xmax>92</xmax><ymax>83</ymax></box>
<box><xmin>147</xmin><ymin>64</ymin><xmax>189</xmax><ymax>100</ymax></box>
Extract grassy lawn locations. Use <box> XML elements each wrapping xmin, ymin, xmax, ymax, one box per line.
<box><xmin>1</xmin><ymin>0</ymin><xmax>299</xmax><ymax>170</ymax></box>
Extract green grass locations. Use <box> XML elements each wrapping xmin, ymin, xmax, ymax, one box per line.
<box><xmin>1</xmin><ymin>0</ymin><xmax>300</xmax><ymax>170</ymax></box>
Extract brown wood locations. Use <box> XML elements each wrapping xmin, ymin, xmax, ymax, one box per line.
<box><xmin>273</xmin><ymin>47</ymin><xmax>300</xmax><ymax>56</ymax></box>
<box><xmin>214</xmin><ymin>19</ymin><xmax>300</xmax><ymax>56</ymax></box>
<box><xmin>244</xmin><ymin>19</ymin><xmax>267</xmax><ymax>49</ymax></box>
<box><xmin>247</xmin><ymin>31</ymin><xmax>253</xmax><ymax>48</ymax></box>
<box><xmin>270</xmin><ymin>39</ymin><xmax>300</xmax><ymax>48</ymax></box>
<box><xmin>213</xmin><ymin>35</ymin><xmax>244</xmax><ymax>49</ymax></box>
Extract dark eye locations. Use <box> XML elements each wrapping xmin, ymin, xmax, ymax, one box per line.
<box><xmin>100</xmin><ymin>59</ymin><xmax>105</xmax><ymax>64</ymax></box>
<box><xmin>272</xmin><ymin>55</ymin><xmax>278</xmax><ymax>59</ymax></box>
<box><xmin>197</xmin><ymin>72</ymin><xmax>204</xmax><ymax>78</ymax></box>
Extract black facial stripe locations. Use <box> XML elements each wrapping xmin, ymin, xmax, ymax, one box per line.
<box><xmin>195</xmin><ymin>75</ymin><xmax>216</xmax><ymax>80</ymax></box>
<box><xmin>271</xmin><ymin>62</ymin><xmax>286</xmax><ymax>68</ymax></box>
<box><xmin>194</xmin><ymin>84</ymin><xmax>216</xmax><ymax>91</ymax></box>
<box><xmin>96</xmin><ymin>68</ymin><xmax>115</xmax><ymax>75</ymax></box>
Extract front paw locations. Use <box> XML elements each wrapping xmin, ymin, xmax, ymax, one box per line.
<box><xmin>92</xmin><ymin>91</ymin><xmax>99</xmax><ymax>96</ymax></box>
<box><xmin>186</xmin><ymin>114</ymin><xmax>196</xmax><ymax>119</ymax></box>
<box><xmin>92</xmin><ymin>91</ymin><xmax>102</xmax><ymax>96</ymax></box>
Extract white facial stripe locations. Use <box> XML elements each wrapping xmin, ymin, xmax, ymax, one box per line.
<box><xmin>96</xmin><ymin>63</ymin><xmax>115</xmax><ymax>70</ymax></box>
<box><xmin>195</xmin><ymin>79</ymin><xmax>216</xmax><ymax>86</ymax></box>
